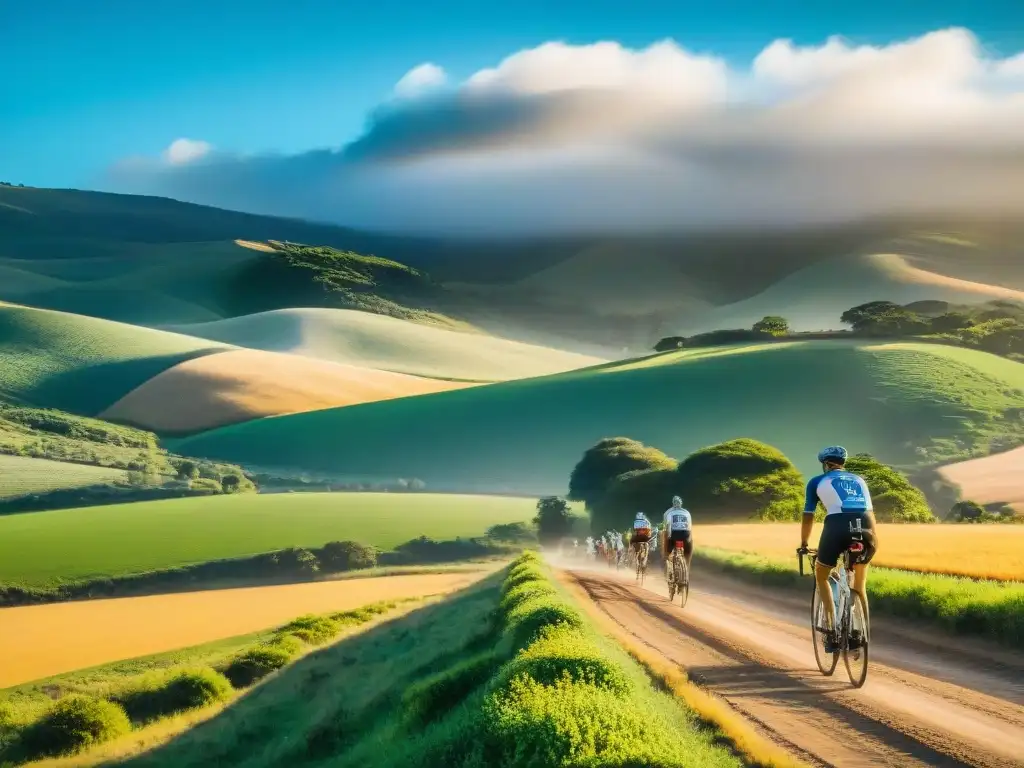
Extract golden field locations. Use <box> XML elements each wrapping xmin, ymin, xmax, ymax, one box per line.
<box><xmin>697</xmin><ymin>523</ymin><xmax>1024</xmax><ymax>581</ymax></box>
<box><xmin>0</xmin><ymin>572</ymin><xmax>484</xmax><ymax>688</ymax></box>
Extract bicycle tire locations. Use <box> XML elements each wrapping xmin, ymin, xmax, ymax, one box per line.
<box><xmin>677</xmin><ymin>557</ymin><xmax>689</xmax><ymax>608</ymax></box>
<box><xmin>811</xmin><ymin>583</ymin><xmax>839</xmax><ymax>676</ymax></box>
<box><xmin>667</xmin><ymin>556</ymin><xmax>677</xmax><ymax>601</ymax></box>
<box><xmin>844</xmin><ymin>589</ymin><xmax>870</xmax><ymax>688</ymax></box>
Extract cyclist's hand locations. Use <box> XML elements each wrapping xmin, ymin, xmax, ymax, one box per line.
<box><xmin>796</xmin><ymin>544</ymin><xmax>809</xmax><ymax>555</ymax></box>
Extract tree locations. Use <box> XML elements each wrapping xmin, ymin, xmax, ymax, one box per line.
<box><xmin>533</xmin><ymin>497</ymin><xmax>574</xmax><ymax>544</ymax></box>
<box><xmin>568</xmin><ymin>438</ymin><xmax>676</xmax><ymax>508</ymax></box>
<box><xmin>590</xmin><ymin>467</ymin><xmax>678</xmax><ymax>533</ymax></box>
<box><xmin>486</xmin><ymin>522</ymin><xmax>535</xmax><ymax>543</ymax></box>
<box><xmin>752</xmin><ymin>316</ymin><xmax>790</xmax><ymax>336</ymax></box>
<box><xmin>840</xmin><ymin>301</ymin><xmax>927</xmax><ymax>335</ymax></box>
<box><xmin>676</xmin><ymin>438</ymin><xmax>805</xmax><ymax>521</ymax></box>
<box><xmin>948</xmin><ymin>500</ymin><xmax>984</xmax><ymax>522</ymax></box>
<box><xmin>221</xmin><ymin>475</ymin><xmax>241</xmax><ymax>493</ymax></box>
<box><xmin>844</xmin><ymin>454</ymin><xmax>933</xmax><ymax>522</ymax></box>
<box><xmin>929</xmin><ymin>312</ymin><xmax>975</xmax><ymax>333</ymax></box>
<box><xmin>317</xmin><ymin>540</ymin><xmax>377</xmax><ymax>572</ymax></box>
<box><xmin>175</xmin><ymin>460</ymin><xmax>199</xmax><ymax>482</ymax></box>
<box><xmin>654</xmin><ymin>336</ymin><xmax>687</xmax><ymax>352</ymax></box>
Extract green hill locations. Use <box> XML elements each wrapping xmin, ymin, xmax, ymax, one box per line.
<box><xmin>171</xmin><ymin>307</ymin><xmax>604</xmax><ymax>382</ymax></box>
<box><xmin>0</xmin><ymin>455</ymin><xmax>128</xmax><ymax>500</ymax></box>
<box><xmin>0</xmin><ymin>302</ymin><xmax>228</xmax><ymax>414</ymax></box>
<box><xmin>172</xmin><ymin>341</ymin><xmax>1024</xmax><ymax>494</ymax></box>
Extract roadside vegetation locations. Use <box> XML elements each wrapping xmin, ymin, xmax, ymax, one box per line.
<box><xmin>111</xmin><ymin>553</ymin><xmax>787</xmax><ymax>768</ymax></box>
<box><xmin>0</xmin><ymin>600</ymin><xmax>412</xmax><ymax>765</ymax></box>
<box><xmin>697</xmin><ymin>548</ymin><xmax>1024</xmax><ymax>648</ymax></box>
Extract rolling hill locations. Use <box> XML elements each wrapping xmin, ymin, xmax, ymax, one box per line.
<box><xmin>0</xmin><ymin>455</ymin><xmax>128</xmax><ymax>500</ymax></box>
<box><xmin>171</xmin><ymin>340</ymin><xmax>1024</xmax><ymax>494</ymax></box>
<box><xmin>0</xmin><ymin>302</ymin><xmax>228</xmax><ymax>414</ymax></box>
<box><xmin>170</xmin><ymin>308</ymin><xmax>604</xmax><ymax>381</ymax></box>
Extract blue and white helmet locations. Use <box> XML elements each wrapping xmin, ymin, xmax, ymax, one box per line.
<box><xmin>635</xmin><ymin>511</ymin><xmax>646</xmax><ymax>519</ymax></box>
<box><xmin>817</xmin><ymin>445</ymin><xmax>849</xmax><ymax>464</ymax></box>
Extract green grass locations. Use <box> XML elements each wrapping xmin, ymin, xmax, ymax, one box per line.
<box><xmin>0</xmin><ymin>455</ymin><xmax>127</xmax><ymax>500</ymax></box>
<box><xmin>0</xmin><ymin>493</ymin><xmax>535</xmax><ymax>587</ymax></box>
<box><xmin>0</xmin><ymin>302</ymin><xmax>228</xmax><ymax>414</ymax></box>
<box><xmin>173</xmin><ymin>340</ymin><xmax>1024</xmax><ymax>493</ymax></box>
<box><xmin>171</xmin><ymin>307</ymin><xmax>602</xmax><ymax>382</ymax></box>
<box><xmin>697</xmin><ymin>547</ymin><xmax>1024</xmax><ymax>648</ymax></box>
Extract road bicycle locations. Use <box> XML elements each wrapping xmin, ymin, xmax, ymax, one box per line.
<box><xmin>798</xmin><ymin>542</ymin><xmax>870</xmax><ymax>688</ymax></box>
<box><xmin>666</xmin><ymin>540</ymin><xmax>689</xmax><ymax>607</ymax></box>
<box><xmin>634</xmin><ymin>542</ymin><xmax>649</xmax><ymax>586</ymax></box>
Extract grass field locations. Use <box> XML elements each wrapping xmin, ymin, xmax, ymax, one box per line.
<box><xmin>0</xmin><ymin>572</ymin><xmax>484</xmax><ymax>687</ymax></box>
<box><xmin>173</xmin><ymin>340</ymin><xmax>1024</xmax><ymax>494</ymax></box>
<box><xmin>0</xmin><ymin>302</ymin><xmax>228</xmax><ymax>414</ymax></box>
<box><xmin>697</xmin><ymin>523</ymin><xmax>1024</xmax><ymax>581</ymax></box>
<box><xmin>100</xmin><ymin>349</ymin><xmax>475</xmax><ymax>434</ymax></box>
<box><xmin>171</xmin><ymin>307</ymin><xmax>604</xmax><ymax>382</ymax></box>
<box><xmin>938</xmin><ymin>446</ymin><xmax>1024</xmax><ymax>514</ymax></box>
<box><xmin>0</xmin><ymin>456</ymin><xmax>127</xmax><ymax>500</ymax></box>
<box><xmin>0</xmin><ymin>493</ymin><xmax>535</xmax><ymax>587</ymax></box>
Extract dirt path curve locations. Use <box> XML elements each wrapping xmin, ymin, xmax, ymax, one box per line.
<box><xmin>559</xmin><ymin>563</ymin><xmax>1024</xmax><ymax>768</ymax></box>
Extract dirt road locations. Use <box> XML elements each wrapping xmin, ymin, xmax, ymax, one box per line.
<box><xmin>559</xmin><ymin>562</ymin><xmax>1024</xmax><ymax>768</ymax></box>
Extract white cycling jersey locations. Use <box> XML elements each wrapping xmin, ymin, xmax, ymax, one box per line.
<box><xmin>663</xmin><ymin>507</ymin><xmax>692</xmax><ymax>532</ymax></box>
<box><xmin>633</xmin><ymin>515</ymin><xmax>652</xmax><ymax>530</ymax></box>
<box><xmin>804</xmin><ymin>470</ymin><xmax>873</xmax><ymax>517</ymax></box>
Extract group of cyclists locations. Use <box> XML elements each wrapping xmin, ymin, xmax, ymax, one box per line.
<box><xmin>574</xmin><ymin>445</ymin><xmax>877</xmax><ymax>655</ymax></box>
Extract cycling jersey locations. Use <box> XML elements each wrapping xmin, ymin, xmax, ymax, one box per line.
<box><xmin>633</xmin><ymin>516</ymin><xmax>652</xmax><ymax>531</ymax></box>
<box><xmin>663</xmin><ymin>507</ymin><xmax>692</xmax><ymax>531</ymax></box>
<box><xmin>804</xmin><ymin>470</ymin><xmax>873</xmax><ymax>516</ymax></box>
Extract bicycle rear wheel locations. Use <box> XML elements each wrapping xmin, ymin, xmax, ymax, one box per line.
<box><xmin>677</xmin><ymin>558</ymin><xmax>689</xmax><ymax>608</ymax></box>
<box><xmin>843</xmin><ymin>589</ymin><xmax>870</xmax><ymax>688</ymax></box>
<box><xmin>811</xmin><ymin>583</ymin><xmax>839</xmax><ymax>676</ymax></box>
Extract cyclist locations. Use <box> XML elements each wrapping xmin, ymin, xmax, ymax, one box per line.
<box><xmin>631</xmin><ymin>512</ymin><xmax>653</xmax><ymax>560</ymax></box>
<box><xmin>662</xmin><ymin>496</ymin><xmax>693</xmax><ymax>582</ymax></box>
<box><xmin>800</xmin><ymin>446</ymin><xmax>878</xmax><ymax>653</ymax></box>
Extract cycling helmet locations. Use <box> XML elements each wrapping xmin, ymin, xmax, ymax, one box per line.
<box><xmin>635</xmin><ymin>511</ymin><xmax>646</xmax><ymax>519</ymax></box>
<box><xmin>817</xmin><ymin>445</ymin><xmax>848</xmax><ymax>464</ymax></box>
<box><xmin>672</xmin><ymin>496</ymin><xmax>682</xmax><ymax>506</ymax></box>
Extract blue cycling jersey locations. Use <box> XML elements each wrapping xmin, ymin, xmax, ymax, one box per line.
<box><xmin>804</xmin><ymin>470</ymin><xmax>873</xmax><ymax>517</ymax></box>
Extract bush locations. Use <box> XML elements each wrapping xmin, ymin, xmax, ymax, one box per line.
<box><xmin>403</xmin><ymin>650</ymin><xmax>501</xmax><ymax>727</ymax></box>
<box><xmin>224</xmin><ymin>645</ymin><xmax>295</xmax><ymax>687</ymax></box>
<box><xmin>263</xmin><ymin>633</ymin><xmax>305</xmax><ymax>655</ymax></box>
<box><xmin>504</xmin><ymin>595</ymin><xmax>585</xmax><ymax>651</ymax></box>
<box><xmin>499</xmin><ymin>580</ymin><xmax>558</xmax><ymax>615</ymax></box>
<box><xmin>591</xmin><ymin>466</ymin><xmax>679</xmax><ymax>532</ymax></box>
<box><xmin>677</xmin><ymin>438</ymin><xmax>804</xmax><ymax>521</ymax></box>
<box><xmin>486</xmin><ymin>522</ymin><xmax>535</xmax><ymax>543</ymax></box>
<box><xmin>316</xmin><ymin>540</ymin><xmax>377</xmax><ymax>572</ymax></box>
<box><xmin>845</xmin><ymin>454</ymin><xmax>933</xmax><ymax>522</ymax></box>
<box><xmin>117</xmin><ymin>668</ymin><xmax>232</xmax><ymax>723</ymax></box>
<box><xmin>568</xmin><ymin>437</ymin><xmax>676</xmax><ymax>508</ymax></box>
<box><xmin>501</xmin><ymin>565</ymin><xmax>547</xmax><ymax>596</ymax></box>
<box><xmin>276</xmin><ymin>614</ymin><xmax>340</xmax><ymax>645</ymax></box>
<box><xmin>190</xmin><ymin>477</ymin><xmax>224</xmax><ymax>493</ymax></box>
<box><xmin>493</xmin><ymin>625</ymin><xmax>631</xmax><ymax>695</ymax></box>
<box><xmin>15</xmin><ymin>695</ymin><xmax>130</xmax><ymax>760</ymax></box>
<box><xmin>274</xmin><ymin>547</ymin><xmax>321</xmax><ymax>575</ymax></box>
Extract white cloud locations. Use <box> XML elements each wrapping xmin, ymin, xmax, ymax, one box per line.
<box><xmin>162</xmin><ymin>138</ymin><xmax>212</xmax><ymax>165</ymax></box>
<box><xmin>393</xmin><ymin>63</ymin><xmax>447</xmax><ymax>98</ymax></box>
<box><xmin>112</xmin><ymin>28</ymin><xmax>1024</xmax><ymax>234</ymax></box>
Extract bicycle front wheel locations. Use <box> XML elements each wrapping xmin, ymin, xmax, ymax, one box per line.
<box><xmin>844</xmin><ymin>589</ymin><xmax>870</xmax><ymax>688</ymax></box>
<box><xmin>811</xmin><ymin>583</ymin><xmax>839</xmax><ymax>676</ymax></box>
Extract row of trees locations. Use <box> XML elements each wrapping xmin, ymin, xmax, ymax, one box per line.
<box><xmin>566</xmin><ymin>436</ymin><xmax>934</xmax><ymax>532</ymax></box>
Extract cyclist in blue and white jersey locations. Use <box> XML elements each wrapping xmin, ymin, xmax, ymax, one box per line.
<box><xmin>662</xmin><ymin>496</ymin><xmax>693</xmax><ymax>580</ymax></box>
<box><xmin>800</xmin><ymin>446</ymin><xmax>879</xmax><ymax>652</ymax></box>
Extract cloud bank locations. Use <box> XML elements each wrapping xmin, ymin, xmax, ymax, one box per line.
<box><xmin>109</xmin><ymin>28</ymin><xmax>1024</xmax><ymax>235</ymax></box>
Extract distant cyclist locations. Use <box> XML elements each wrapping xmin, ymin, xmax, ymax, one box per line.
<box><xmin>800</xmin><ymin>446</ymin><xmax>878</xmax><ymax>653</ymax></box>
<box><xmin>662</xmin><ymin>496</ymin><xmax>693</xmax><ymax>581</ymax></box>
<box><xmin>631</xmin><ymin>512</ymin><xmax>653</xmax><ymax>559</ymax></box>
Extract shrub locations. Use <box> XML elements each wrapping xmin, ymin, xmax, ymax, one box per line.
<box><xmin>492</xmin><ymin>625</ymin><xmax>630</xmax><ymax>695</ymax></box>
<box><xmin>402</xmin><ymin>650</ymin><xmax>501</xmax><ymax>727</ymax></box>
<box><xmin>117</xmin><ymin>668</ymin><xmax>232</xmax><ymax>723</ymax></box>
<box><xmin>845</xmin><ymin>454</ymin><xmax>933</xmax><ymax>522</ymax></box>
<box><xmin>224</xmin><ymin>645</ymin><xmax>295</xmax><ymax>687</ymax></box>
<box><xmin>190</xmin><ymin>477</ymin><xmax>224</xmax><ymax>493</ymax></box>
<box><xmin>316</xmin><ymin>540</ymin><xmax>377</xmax><ymax>572</ymax></box>
<box><xmin>274</xmin><ymin>547</ymin><xmax>321</xmax><ymax>575</ymax></box>
<box><xmin>591</xmin><ymin>466</ymin><xmax>678</xmax><ymax>532</ymax></box>
<box><xmin>15</xmin><ymin>695</ymin><xmax>130</xmax><ymax>760</ymax></box>
<box><xmin>504</xmin><ymin>595</ymin><xmax>585</xmax><ymax>650</ymax></box>
<box><xmin>499</xmin><ymin>581</ymin><xmax>558</xmax><ymax>615</ymax></box>
<box><xmin>568</xmin><ymin>437</ymin><xmax>676</xmax><ymax>508</ymax></box>
<box><xmin>501</xmin><ymin>566</ymin><xmax>546</xmax><ymax>596</ymax></box>
<box><xmin>277</xmin><ymin>614</ymin><xmax>340</xmax><ymax>645</ymax></box>
<box><xmin>263</xmin><ymin>633</ymin><xmax>305</xmax><ymax>655</ymax></box>
<box><xmin>486</xmin><ymin>522</ymin><xmax>535</xmax><ymax>543</ymax></box>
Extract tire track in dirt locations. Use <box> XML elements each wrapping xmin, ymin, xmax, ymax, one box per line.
<box><xmin>561</xmin><ymin>565</ymin><xmax>1024</xmax><ymax>768</ymax></box>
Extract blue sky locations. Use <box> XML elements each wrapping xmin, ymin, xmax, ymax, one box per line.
<box><xmin>2</xmin><ymin>0</ymin><xmax>1022</xmax><ymax>189</ymax></box>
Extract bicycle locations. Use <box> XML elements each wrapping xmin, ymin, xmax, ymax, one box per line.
<box><xmin>666</xmin><ymin>540</ymin><xmax>689</xmax><ymax>607</ymax></box>
<box><xmin>798</xmin><ymin>543</ymin><xmax>870</xmax><ymax>688</ymax></box>
<box><xmin>634</xmin><ymin>542</ymin><xmax>649</xmax><ymax>586</ymax></box>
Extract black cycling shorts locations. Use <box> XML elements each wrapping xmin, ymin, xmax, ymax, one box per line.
<box><xmin>666</xmin><ymin>529</ymin><xmax>693</xmax><ymax>557</ymax></box>
<box><xmin>817</xmin><ymin>512</ymin><xmax>877</xmax><ymax>568</ymax></box>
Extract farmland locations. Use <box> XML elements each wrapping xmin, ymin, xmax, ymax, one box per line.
<box><xmin>697</xmin><ymin>523</ymin><xmax>1024</xmax><ymax>581</ymax></box>
<box><xmin>0</xmin><ymin>572</ymin><xmax>484</xmax><ymax>687</ymax></box>
<box><xmin>173</xmin><ymin>340</ymin><xmax>1024</xmax><ymax>492</ymax></box>
<box><xmin>0</xmin><ymin>493</ymin><xmax>536</xmax><ymax>587</ymax></box>
<box><xmin>0</xmin><ymin>455</ymin><xmax>127</xmax><ymax>500</ymax></box>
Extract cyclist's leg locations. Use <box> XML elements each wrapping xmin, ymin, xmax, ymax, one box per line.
<box><xmin>851</xmin><ymin>512</ymin><xmax>878</xmax><ymax>612</ymax></box>
<box><xmin>815</xmin><ymin>515</ymin><xmax>846</xmax><ymax>638</ymax></box>
<box><xmin>682</xmin><ymin>532</ymin><xmax>693</xmax><ymax>571</ymax></box>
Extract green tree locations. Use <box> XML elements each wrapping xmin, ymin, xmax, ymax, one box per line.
<box><xmin>844</xmin><ymin>454</ymin><xmax>933</xmax><ymax>522</ymax></box>
<box><xmin>654</xmin><ymin>336</ymin><xmax>687</xmax><ymax>352</ymax></box>
<box><xmin>533</xmin><ymin>497</ymin><xmax>574</xmax><ymax>544</ymax></box>
<box><xmin>949</xmin><ymin>500</ymin><xmax>984</xmax><ymax>522</ymax></box>
<box><xmin>676</xmin><ymin>438</ymin><xmax>805</xmax><ymax>521</ymax></box>
<box><xmin>174</xmin><ymin>460</ymin><xmax>199</xmax><ymax>482</ymax></box>
<box><xmin>316</xmin><ymin>540</ymin><xmax>377</xmax><ymax>572</ymax></box>
<box><xmin>752</xmin><ymin>316</ymin><xmax>790</xmax><ymax>336</ymax></box>
<box><xmin>221</xmin><ymin>474</ymin><xmax>241</xmax><ymax>493</ymax></box>
<box><xmin>568</xmin><ymin>438</ymin><xmax>676</xmax><ymax>508</ymax></box>
<box><xmin>590</xmin><ymin>467</ymin><xmax>678</xmax><ymax>533</ymax></box>
<box><xmin>929</xmin><ymin>312</ymin><xmax>975</xmax><ymax>333</ymax></box>
<box><xmin>840</xmin><ymin>301</ymin><xmax>926</xmax><ymax>335</ymax></box>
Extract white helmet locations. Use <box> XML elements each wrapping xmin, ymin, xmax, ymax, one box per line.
<box><xmin>672</xmin><ymin>496</ymin><xmax>683</xmax><ymax>507</ymax></box>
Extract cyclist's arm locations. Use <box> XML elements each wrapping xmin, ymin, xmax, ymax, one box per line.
<box><xmin>800</xmin><ymin>476</ymin><xmax>822</xmax><ymax>548</ymax></box>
